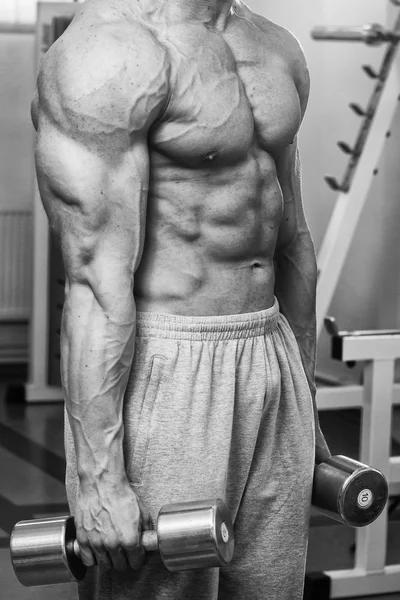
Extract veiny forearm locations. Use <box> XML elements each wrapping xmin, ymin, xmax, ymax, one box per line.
<box><xmin>274</xmin><ymin>232</ymin><xmax>330</xmax><ymax>460</ymax></box>
<box><xmin>274</xmin><ymin>231</ymin><xmax>317</xmax><ymax>391</ymax></box>
<box><xmin>61</xmin><ymin>282</ymin><xmax>136</xmax><ymax>488</ymax></box>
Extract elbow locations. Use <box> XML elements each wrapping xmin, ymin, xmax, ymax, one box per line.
<box><xmin>275</xmin><ymin>229</ymin><xmax>308</xmax><ymax>255</ymax></box>
<box><xmin>274</xmin><ymin>231</ymin><xmax>317</xmax><ymax>268</ymax></box>
<box><xmin>63</xmin><ymin>243</ymin><xmax>136</xmax><ymax>318</ymax></box>
<box><xmin>65</xmin><ymin>267</ymin><xmax>135</xmax><ymax>319</ymax></box>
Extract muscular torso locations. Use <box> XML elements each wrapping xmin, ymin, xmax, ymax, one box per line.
<box><xmin>138</xmin><ymin>9</ymin><xmax>301</xmax><ymax>315</ymax></box>
<box><xmin>39</xmin><ymin>0</ymin><xmax>303</xmax><ymax>316</ymax></box>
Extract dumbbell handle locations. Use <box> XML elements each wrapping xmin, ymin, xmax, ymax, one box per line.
<box><xmin>72</xmin><ymin>529</ymin><xmax>159</xmax><ymax>559</ymax></box>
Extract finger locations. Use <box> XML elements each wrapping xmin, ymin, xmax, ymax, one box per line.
<box><xmin>137</xmin><ymin>498</ymin><xmax>153</xmax><ymax>531</ymax></box>
<box><xmin>125</xmin><ymin>546</ymin><xmax>146</xmax><ymax>570</ymax></box>
<box><xmin>76</xmin><ymin>532</ymin><xmax>98</xmax><ymax>568</ymax></box>
<box><xmin>90</xmin><ymin>544</ymin><xmax>112</xmax><ymax>570</ymax></box>
<box><xmin>79</xmin><ymin>545</ymin><xmax>97</xmax><ymax>568</ymax></box>
<box><xmin>107</xmin><ymin>545</ymin><xmax>129</xmax><ymax>573</ymax></box>
<box><xmin>122</xmin><ymin>535</ymin><xmax>146</xmax><ymax>571</ymax></box>
<box><xmin>118</xmin><ymin>525</ymin><xmax>144</xmax><ymax>570</ymax></box>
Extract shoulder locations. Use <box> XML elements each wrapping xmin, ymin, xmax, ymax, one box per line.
<box><xmin>37</xmin><ymin>18</ymin><xmax>171</xmax><ymax>135</ymax></box>
<box><xmin>234</xmin><ymin>1</ymin><xmax>310</xmax><ymax>112</ymax></box>
<box><xmin>270</xmin><ymin>23</ymin><xmax>310</xmax><ymax>114</ymax></box>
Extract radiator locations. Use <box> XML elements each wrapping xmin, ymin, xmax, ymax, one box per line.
<box><xmin>0</xmin><ymin>211</ymin><xmax>32</xmax><ymax>321</ymax></box>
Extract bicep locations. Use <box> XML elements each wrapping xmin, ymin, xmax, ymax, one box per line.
<box><xmin>35</xmin><ymin>21</ymin><xmax>169</xmax><ymax>293</ymax></box>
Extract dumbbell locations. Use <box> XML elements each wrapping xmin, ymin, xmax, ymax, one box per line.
<box><xmin>10</xmin><ymin>497</ymin><xmax>234</xmax><ymax>587</ymax></box>
<box><xmin>312</xmin><ymin>455</ymin><xmax>388</xmax><ymax>527</ymax></box>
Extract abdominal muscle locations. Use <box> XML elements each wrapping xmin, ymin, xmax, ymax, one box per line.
<box><xmin>134</xmin><ymin>150</ymin><xmax>283</xmax><ymax>317</ymax></box>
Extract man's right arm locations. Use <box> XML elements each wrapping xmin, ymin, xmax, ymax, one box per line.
<box><xmin>34</xmin><ymin>23</ymin><xmax>170</xmax><ymax>571</ymax></box>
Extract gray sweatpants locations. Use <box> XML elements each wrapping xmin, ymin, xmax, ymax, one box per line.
<box><xmin>65</xmin><ymin>298</ymin><xmax>315</xmax><ymax>600</ymax></box>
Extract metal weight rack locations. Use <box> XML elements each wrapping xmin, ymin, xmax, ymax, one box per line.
<box><xmin>312</xmin><ymin>6</ymin><xmax>400</xmax><ymax>338</ymax></box>
<box><xmin>310</xmin><ymin>319</ymin><xmax>400</xmax><ymax>598</ymax></box>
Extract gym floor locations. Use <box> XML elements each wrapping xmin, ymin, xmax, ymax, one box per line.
<box><xmin>0</xmin><ymin>370</ymin><xmax>400</xmax><ymax>600</ymax></box>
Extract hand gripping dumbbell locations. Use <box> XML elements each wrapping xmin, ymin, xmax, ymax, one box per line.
<box><xmin>10</xmin><ymin>498</ymin><xmax>234</xmax><ymax>587</ymax></box>
<box><xmin>312</xmin><ymin>455</ymin><xmax>388</xmax><ymax>527</ymax></box>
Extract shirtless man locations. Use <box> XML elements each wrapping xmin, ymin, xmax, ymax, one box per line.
<box><xmin>32</xmin><ymin>0</ymin><xmax>330</xmax><ymax>597</ymax></box>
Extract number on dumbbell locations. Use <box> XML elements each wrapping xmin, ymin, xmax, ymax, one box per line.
<box><xmin>357</xmin><ymin>489</ymin><xmax>373</xmax><ymax>509</ymax></box>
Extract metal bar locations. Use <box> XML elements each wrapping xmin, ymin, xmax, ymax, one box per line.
<box><xmin>316</xmin><ymin>44</ymin><xmax>400</xmax><ymax>336</ymax></box>
<box><xmin>355</xmin><ymin>360</ymin><xmax>394</xmax><ymax>572</ymax></box>
<box><xmin>327</xmin><ymin>565</ymin><xmax>400</xmax><ymax>597</ymax></box>
<box><xmin>336</xmin><ymin>334</ymin><xmax>400</xmax><ymax>361</ymax></box>
<box><xmin>340</xmin><ymin>15</ymin><xmax>400</xmax><ymax>192</ymax></box>
<box><xmin>25</xmin><ymin>384</ymin><xmax>64</xmax><ymax>403</ymax></box>
<box><xmin>390</xmin><ymin>456</ymin><xmax>400</xmax><ymax>484</ymax></box>
<box><xmin>312</xmin><ymin>24</ymin><xmax>398</xmax><ymax>45</ymax></box>
<box><xmin>334</xmin><ymin>329</ymin><xmax>400</xmax><ymax>337</ymax></box>
<box><xmin>316</xmin><ymin>383</ymin><xmax>400</xmax><ymax>410</ymax></box>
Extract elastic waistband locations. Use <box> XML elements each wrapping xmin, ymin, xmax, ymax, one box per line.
<box><xmin>136</xmin><ymin>298</ymin><xmax>280</xmax><ymax>341</ymax></box>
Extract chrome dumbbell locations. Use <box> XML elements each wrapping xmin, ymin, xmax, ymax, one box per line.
<box><xmin>10</xmin><ymin>497</ymin><xmax>234</xmax><ymax>587</ymax></box>
<box><xmin>312</xmin><ymin>455</ymin><xmax>388</xmax><ymax>527</ymax></box>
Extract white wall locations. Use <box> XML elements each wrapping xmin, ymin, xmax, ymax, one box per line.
<box><xmin>0</xmin><ymin>0</ymin><xmax>84</xmax><ymax>25</ymax></box>
<box><xmin>0</xmin><ymin>33</ymin><xmax>35</xmax><ymax>211</ymax></box>
<box><xmin>0</xmin><ymin>0</ymin><xmax>81</xmax><ymax>212</ymax></box>
<box><xmin>248</xmin><ymin>0</ymin><xmax>400</xmax><ymax>381</ymax></box>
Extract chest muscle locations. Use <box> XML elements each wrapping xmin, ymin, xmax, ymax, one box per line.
<box><xmin>149</xmin><ymin>20</ymin><xmax>301</xmax><ymax>166</ymax></box>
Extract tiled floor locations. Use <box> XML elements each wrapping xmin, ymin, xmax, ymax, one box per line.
<box><xmin>0</xmin><ymin>379</ymin><xmax>400</xmax><ymax>600</ymax></box>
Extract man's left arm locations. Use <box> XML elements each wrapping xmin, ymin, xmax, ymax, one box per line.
<box><xmin>274</xmin><ymin>138</ymin><xmax>330</xmax><ymax>464</ymax></box>
<box><xmin>273</xmin><ymin>31</ymin><xmax>331</xmax><ymax>464</ymax></box>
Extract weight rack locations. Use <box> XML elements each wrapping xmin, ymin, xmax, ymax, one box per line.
<box><xmin>310</xmin><ymin>320</ymin><xmax>400</xmax><ymax>598</ymax></box>
<box><xmin>312</xmin><ymin>8</ymin><xmax>400</xmax><ymax>338</ymax></box>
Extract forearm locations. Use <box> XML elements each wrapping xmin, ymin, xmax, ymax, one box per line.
<box><xmin>274</xmin><ymin>231</ymin><xmax>317</xmax><ymax>392</ymax></box>
<box><xmin>61</xmin><ymin>281</ymin><xmax>136</xmax><ymax>488</ymax></box>
<box><xmin>274</xmin><ymin>232</ymin><xmax>330</xmax><ymax>461</ymax></box>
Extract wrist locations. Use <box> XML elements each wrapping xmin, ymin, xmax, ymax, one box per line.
<box><xmin>79</xmin><ymin>472</ymin><xmax>129</xmax><ymax>494</ymax></box>
<box><xmin>315</xmin><ymin>444</ymin><xmax>332</xmax><ymax>465</ymax></box>
<box><xmin>78</xmin><ymin>460</ymin><xmax>127</xmax><ymax>490</ymax></box>
<box><xmin>315</xmin><ymin>428</ymin><xmax>331</xmax><ymax>465</ymax></box>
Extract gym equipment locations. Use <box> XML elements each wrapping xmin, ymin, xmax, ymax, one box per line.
<box><xmin>309</xmin><ymin>319</ymin><xmax>400</xmax><ymax>598</ymax></box>
<box><xmin>311</xmin><ymin>15</ymin><xmax>400</xmax><ymax>196</ymax></box>
<box><xmin>312</xmin><ymin>455</ymin><xmax>388</xmax><ymax>527</ymax></box>
<box><xmin>312</xmin><ymin>19</ymin><xmax>400</xmax><ymax>190</ymax></box>
<box><xmin>311</xmin><ymin>10</ymin><xmax>400</xmax><ymax>339</ymax></box>
<box><xmin>312</xmin><ymin>23</ymin><xmax>400</xmax><ymax>46</ymax></box>
<box><xmin>10</xmin><ymin>498</ymin><xmax>234</xmax><ymax>587</ymax></box>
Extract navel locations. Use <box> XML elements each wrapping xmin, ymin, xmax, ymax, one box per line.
<box><xmin>202</xmin><ymin>150</ymin><xmax>219</xmax><ymax>162</ymax></box>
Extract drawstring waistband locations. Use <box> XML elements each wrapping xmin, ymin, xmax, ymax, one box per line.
<box><xmin>135</xmin><ymin>298</ymin><xmax>280</xmax><ymax>341</ymax></box>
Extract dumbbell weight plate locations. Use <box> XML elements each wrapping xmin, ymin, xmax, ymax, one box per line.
<box><xmin>312</xmin><ymin>455</ymin><xmax>388</xmax><ymax>527</ymax></box>
<box><xmin>157</xmin><ymin>498</ymin><xmax>234</xmax><ymax>571</ymax></box>
<box><xmin>10</xmin><ymin>515</ymin><xmax>86</xmax><ymax>587</ymax></box>
<box><xmin>11</xmin><ymin>498</ymin><xmax>235</xmax><ymax>586</ymax></box>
